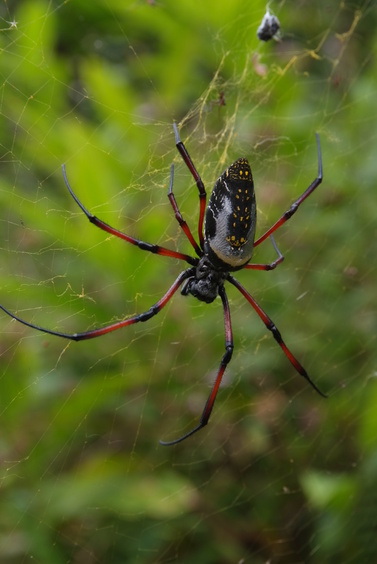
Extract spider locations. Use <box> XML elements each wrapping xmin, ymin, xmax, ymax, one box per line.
<box><xmin>1</xmin><ymin>124</ymin><xmax>325</xmax><ymax>445</ymax></box>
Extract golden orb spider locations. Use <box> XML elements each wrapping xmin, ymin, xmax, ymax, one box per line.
<box><xmin>1</xmin><ymin>124</ymin><xmax>326</xmax><ymax>445</ymax></box>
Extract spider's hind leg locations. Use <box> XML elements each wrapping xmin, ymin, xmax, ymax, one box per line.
<box><xmin>245</xmin><ymin>235</ymin><xmax>284</xmax><ymax>271</ymax></box>
<box><xmin>254</xmin><ymin>133</ymin><xmax>323</xmax><ymax>248</ymax></box>
<box><xmin>62</xmin><ymin>165</ymin><xmax>197</xmax><ymax>265</ymax></box>
<box><xmin>173</xmin><ymin>123</ymin><xmax>207</xmax><ymax>249</ymax></box>
<box><xmin>167</xmin><ymin>164</ymin><xmax>202</xmax><ymax>256</ymax></box>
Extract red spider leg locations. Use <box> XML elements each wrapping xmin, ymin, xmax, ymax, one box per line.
<box><xmin>228</xmin><ymin>275</ymin><xmax>327</xmax><ymax>398</ymax></box>
<box><xmin>167</xmin><ymin>164</ymin><xmax>202</xmax><ymax>256</ymax></box>
<box><xmin>62</xmin><ymin>165</ymin><xmax>197</xmax><ymax>267</ymax></box>
<box><xmin>173</xmin><ymin>123</ymin><xmax>207</xmax><ymax>249</ymax></box>
<box><xmin>245</xmin><ymin>235</ymin><xmax>284</xmax><ymax>271</ymax></box>
<box><xmin>254</xmin><ymin>133</ymin><xmax>322</xmax><ymax>248</ymax></box>
<box><xmin>0</xmin><ymin>268</ymin><xmax>195</xmax><ymax>341</ymax></box>
<box><xmin>160</xmin><ymin>285</ymin><xmax>233</xmax><ymax>446</ymax></box>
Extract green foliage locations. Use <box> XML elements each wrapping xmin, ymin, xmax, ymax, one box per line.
<box><xmin>0</xmin><ymin>0</ymin><xmax>376</xmax><ymax>562</ymax></box>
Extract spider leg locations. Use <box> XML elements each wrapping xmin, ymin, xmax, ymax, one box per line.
<box><xmin>167</xmin><ymin>164</ymin><xmax>202</xmax><ymax>256</ymax></box>
<box><xmin>173</xmin><ymin>123</ymin><xmax>207</xmax><ymax>249</ymax></box>
<box><xmin>228</xmin><ymin>275</ymin><xmax>327</xmax><ymax>398</ymax></box>
<box><xmin>62</xmin><ymin>165</ymin><xmax>197</xmax><ymax>267</ymax></box>
<box><xmin>160</xmin><ymin>285</ymin><xmax>233</xmax><ymax>446</ymax></box>
<box><xmin>254</xmin><ymin>134</ymin><xmax>322</xmax><ymax>248</ymax></box>
<box><xmin>0</xmin><ymin>268</ymin><xmax>195</xmax><ymax>341</ymax></box>
<box><xmin>245</xmin><ymin>235</ymin><xmax>284</xmax><ymax>271</ymax></box>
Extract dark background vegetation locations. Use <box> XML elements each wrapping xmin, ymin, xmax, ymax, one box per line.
<box><xmin>0</xmin><ymin>0</ymin><xmax>376</xmax><ymax>562</ymax></box>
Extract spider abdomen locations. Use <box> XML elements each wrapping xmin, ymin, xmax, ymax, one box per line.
<box><xmin>204</xmin><ymin>158</ymin><xmax>256</xmax><ymax>271</ymax></box>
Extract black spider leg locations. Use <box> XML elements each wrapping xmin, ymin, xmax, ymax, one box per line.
<box><xmin>160</xmin><ymin>285</ymin><xmax>233</xmax><ymax>446</ymax></box>
<box><xmin>228</xmin><ymin>275</ymin><xmax>327</xmax><ymax>398</ymax></box>
<box><xmin>62</xmin><ymin>165</ymin><xmax>197</xmax><ymax>266</ymax></box>
<box><xmin>167</xmin><ymin>164</ymin><xmax>202</xmax><ymax>257</ymax></box>
<box><xmin>0</xmin><ymin>269</ymin><xmax>195</xmax><ymax>341</ymax></box>
<box><xmin>173</xmin><ymin>123</ymin><xmax>207</xmax><ymax>249</ymax></box>
<box><xmin>254</xmin><ymin>133</ymin><xmax>322</xmax><ymax>248</ymax></box>
<box><xmin>245</xmin><ymin>235</ymin><xmax>284</xmax><ymax>271</ymax></box>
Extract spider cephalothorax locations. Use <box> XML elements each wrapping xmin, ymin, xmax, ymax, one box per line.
<box><xmin>181</xmin><ymin>256</ymin><xmax>227</xmax><ymax>304</ymax></box>
<box><xmin>0</xmin><ymin>123</ymin><xmax>326</xmax><ymax>446</ymax></box>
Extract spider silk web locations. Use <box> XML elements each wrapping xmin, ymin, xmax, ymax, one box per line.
<box><xmin>0</xmin><ymin>0</ymin><xmax>376</xmax><ymax>562</ymax></box>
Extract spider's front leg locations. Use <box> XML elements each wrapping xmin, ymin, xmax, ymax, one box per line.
<box><xmin>228</xmin><ymin>275</ymin><xmax>327</xmax><ymax>398</ymax></box>
<box><xmin>160</xmin><ymin>285</ymin><xmax>233</xmax><ymax>446</ymax></box>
